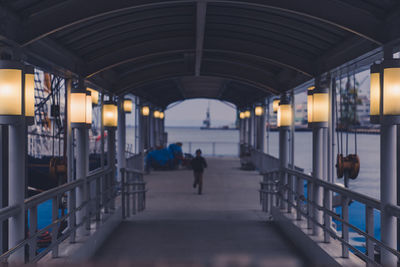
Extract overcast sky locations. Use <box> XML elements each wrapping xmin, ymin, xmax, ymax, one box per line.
<box><xmin>125</xmin><ymin>69</ymin><xmax>370</xmax><ymax>127</ymax></box>
<box><xmin>165</xmin><ymin>99</ymin><xmax>237</xmax><ymax>127</ymax></box>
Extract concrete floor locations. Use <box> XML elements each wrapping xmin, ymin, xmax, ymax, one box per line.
<box><xmin>94</xmin><ymin>157</ymin><xmax>304</xmax><ymax>266</ymax></box>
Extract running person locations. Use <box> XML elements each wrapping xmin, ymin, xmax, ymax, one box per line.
<box><xmin>191</xmin><ymin>149</ymin><xmax>207</xmax><ymax>194</ymax></box>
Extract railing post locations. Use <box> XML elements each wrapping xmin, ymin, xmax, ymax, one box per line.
<box><xmin>52</xmin><ymin>196</ymin><xmax>59</xmax><ymax>258</ymax></box>
<box><xmin>341</xmin><ymin>196</ymin><xmax>349</xmax><ymax>258</ymax></box>
<box><xmin>121</xmin><ymin>168</ymin><xmax>126</xmax><ymax>219</ymax></box>
<box><xmin>365</xmin><ymin>205</ymin><xmax>374</xmax><ymax>264</ymax></box>
<box><xmin>29</xmin><ymin>206</ymin><xmax>38</xmax><ymax>261</ymax></box>
<box><xmin>85</xmin><ymin>179</ymin><xmax>91</xmax><ymax>231</ymax></box>
<box><xmin>307</xmin><ymin>181</ymin><xmax>313</xmax><ymax>229</ymax></box>
<box><xmin>95</xmin><ymin>175</ymin><xmax>101</xmax><ymax>222</ymax></box>
<box><xmin>69</xmin><ymin>188</ymin><xmax>76</xmax><ymax>243</ymax></box>
<box><xmin>132</xmin><ymin>175</ymin><xmax>137</xmax><ymax>215</ymax></box>
<box><xmin>323</xmin><ymin>187</ymin><xmax>330</xmax><ymax>243</ymax></box>
<box><xmin>296</xmin><ymin>175</ymin><xmax>303</xmax><ymax>220</ymax></box>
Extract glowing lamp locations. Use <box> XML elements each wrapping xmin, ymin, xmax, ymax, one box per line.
<box><xmin>159</xmin><ymin>112</ymin><xmax>165</xmax><ymax>119</ymax></box>
<box><xmin>103</xmin><ymin>101</ymin><xmax>118</xmax><ymax>128</ymax></box>
<box><xmin>123</xmin><ymin>99</ymin><xmax>132</xmax><ymax>113</ymax></box>
<box><xmin>277</xmin><ymin>99</ymin><xmax>292</xmax><ymax>128</ymax></box>
<box><xmin>369</xmin><ymin>64</ymin><xmax>380</xmax><ymax>124</ymax></box>
<box><xmin>141</xmin><ymin>106</ymin><xmax>150</xmax><ymax>116</ymax></box>
<box><xmin>272</xmin><ymin>99</ymin><xmax>280</xmax><ymax>113</ymax></box>
<box><xmin>312</xmin><ymin>87</ymin><xmax>329</xmax><ymax>128</ymax></box>
<box><xmin>87</xmin><ymin>88</ymin><xmax>99</xmax><ymax>105</ymax></box>
<box><xmin>307</xmin><ymin>86</ymin><xmax>314</xmax><ymax>127</ymax></box>
<box><xmin>0</xmin><ymin>61</ymin><xmax>24</xmax><ymax>124</ymax></box>
<box><xmin>382</xmin><ymin>59</ymin><xmax>400</xmax><ymax>124</ymax></box>
<box><xmin>239</xmin><ymin>112</ymin><xmax>245</xmax><ymax>119</ymax></box>
<box><xmin>86</xmin><ymin>91</ymin><xmax>92</xmax><ymax>125</ymax></box>
<box><xmin>244</xmin><ymin>110</ymin><xmax>251</xmax><ymax>118</ymax></box>
<box><xmin>255</xmin><ymin>106</ymin><xmax>263</xmax><ymax>116</ymax></box>
<box><xmin>25</xmin><ymin>65</ymin><xmax>35</xmax><ymax>125</ymax></box>
<box><xmin>70</xmin><ymin>88</ymin><xmax>87</xmax><ymax>128</ymax></box>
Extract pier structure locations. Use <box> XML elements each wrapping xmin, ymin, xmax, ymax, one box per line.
<box><xmin>0</xmin><ymin>1</ymin><xmax>399</xmax><ymax>266</ymax></box>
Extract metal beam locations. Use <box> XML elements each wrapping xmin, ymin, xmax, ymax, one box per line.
<box><xmin>195</xmin><ymin>1</ymin><xmax>207</xmax><ymax>76</ymax></box>
<box><xmin>18</xmin><ymin>0</ymin><xmax>383</xmax><ymax>46</ymax></box>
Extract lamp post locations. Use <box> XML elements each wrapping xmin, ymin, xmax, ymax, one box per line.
<box><xmin>70</xmin><ymin>82</ymin><xmax>90</xmax><ymax>237</ymax></box>
<box><xmin>377</xmin><ymin>58</ymin><xmax>400</xmax><ymax>266</ymax></box>
<box><xmin>0</xmin><ymin>60</ymin><xmax>26</xmax><ymax>261</ymax></box>
<box><xmin>254</xmin><ymin>105</ymin><xmax>265</xmax><ymax>152</ymax></box>
<box><xmin>272</xmin><ymin>99</ymin><xmax>280</xmax><ymax>113</ymax></box>
<box><xmin>118</xmin><ymin>98</ymin><xmax>127</xmax><ymax>182</ymax></box>
<box><xmin>308</xmin><ymin>85</ymin><xmax>329</xmax><ymax>236</ymax></box>
<box><xmin>278</xmin><ymin>96</ymin><xmax>292</xmax><ymax>210</ymax></box>
<box><xmin>244</xmin><ymin>110</ymin><xmax>251</xmax><ymax>147</ymax></box>
<box><xmin>103</xmin><ymin>100</ymin><xmax>118</xmax><ymax>210</ymax></box>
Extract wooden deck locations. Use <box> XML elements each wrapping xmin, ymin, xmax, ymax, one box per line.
<box><xmin>94</xmin><ymin>157</ymin><xmax>305</xmax><ymax>266</ymax></box>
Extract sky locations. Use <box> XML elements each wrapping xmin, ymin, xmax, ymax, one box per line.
<box><xmin>165</xmin><ymin>99</ymin><xmax>237</xmax><ymax>127</ymax></box>
<box><xmin>125</xmin><ymin>69</ymin><xmax>371</xmax><ymax>127</ymax></box>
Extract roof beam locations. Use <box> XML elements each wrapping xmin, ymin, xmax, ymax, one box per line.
<box><xmin>195</xmin><ymin>1</ymin><xmax>207</xmax><ymax>76</ymax></box>
<box><xmin>18</xmin><ymin>0</ymin><xmax>384</xmax><ymax>46</ymax></box>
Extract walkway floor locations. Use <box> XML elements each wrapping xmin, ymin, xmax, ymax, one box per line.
<box><xmin>94</xmin><ymin>157</ymin><xmax>305</xmax><ymax>266</ymax></box>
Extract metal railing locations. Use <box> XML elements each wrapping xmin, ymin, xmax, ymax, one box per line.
<box><xmin>0</xmin><ymin>165</ymin><xmax>131</xmax><ymax>263</ymax></box>
<box><xmin>126</xmin><ymin>153</ymin><xmax>144</xmax><ymax>170</ymax></box>
<box><xmin>121</xmin><ymin>168</ymin><xmax>147</xmax><ymax>219</ymax></box>
<box><xmin>258</xmin><ymin>161</ymin><xmax>400</xmax><ymax>266</ymax></box>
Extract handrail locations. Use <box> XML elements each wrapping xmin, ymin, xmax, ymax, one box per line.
<box><xmin>0</xmin><ymin>166</ymin><xmax>119</xmax><ymax>263</ymax></box>
<box><xmin>0</xmin><ymin>205</ymin><xmax>21</xmax><ymax>222</ymax></box>
<box><xmin>257</xmin><ymin>155</ymin><xmax>400</xmax><ymax>265</ymax></box>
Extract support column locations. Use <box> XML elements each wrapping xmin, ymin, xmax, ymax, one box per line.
<box><xmin>312</xmin><ymin>127</ymin><xmax>323</xmax><ymax>236</ymax></box>
<box><xmin>279</xmin><ymin>126</ymin><xmax>289</xmax><ymax>210</ymax></box>
<box><xmin>8</xmin><ymin>121</ymin><xmax>25</xmax><ymax>261</ymax></box>
<box><xmin>108</xmin><ymin>128</ymin><xmax>116</xmax><ymax>210</ymax></box>
<box><xmin>381</xmin><ymin>124</ymin><xmax>397</xmax><ymax>265</ymax></box>
<box><xmin>117</xmin><ymin>98</ymin><xmax>126</xmax><ymax>180</ymax></box>
<box><xmin>247</xmin><ymin>114</ymin><xmax>252</xmax><ymax>147</ymax></box>
<box><xmin>75</xmin><ymin>127</ymin><xmax>88</xmax><ymax>237</ymax></box>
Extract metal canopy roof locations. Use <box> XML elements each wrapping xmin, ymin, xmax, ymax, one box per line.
<box><xmin>1</xmin><ymin>0</ymin><xmax>400</xmax><ymax>108</ymax></box>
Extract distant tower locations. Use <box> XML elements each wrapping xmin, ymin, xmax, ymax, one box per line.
<box><xmin>202</xmin><ymin>102</ymin><xmax>211</xmax><ymax>128</ymax></box>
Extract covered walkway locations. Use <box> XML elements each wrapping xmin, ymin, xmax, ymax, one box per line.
<box><xmin>94</xmin><ymin>158</ymin><xmax>303</xmax><ymax>266</ymax></box>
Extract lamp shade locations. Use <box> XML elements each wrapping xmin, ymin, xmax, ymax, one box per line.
<box><xmin>0</xmin><ymin>61</ymin><xmax>24</xmax><ymax>124</ymax></box>
<box><xmin>123</xmin><ymin>99</ymin><xmax>132</xmax><ymax>113</ymax></box>
<box><xmin>25</xmin><ymin>65</ymin><xmax>35</xmax><ymax>125</ymax></box>
<box><xmin>86</xmin><ymin>91</ymin><xmax>92</xmax><ymax>125</ymax></box>
<box><xmin>272</xmin><ymin>99</ymin><xmax>280</xmax><ymax>113</ymax></box>
<box><xmin>71</xmin><ymin>90</ymin><xmax>87</xmax><ymax>128</ymax></box>
<box><xmin>255</xmin><ymin>106</ymin><xmax>263</xmax><ymax>116</ymax></box>
<box><xmin>382</xmin><ymin>60</ymin><xmax>400</xmax><ymax>120</ymax></box>
<box><xmin>87</xmin><ymin>88</ymin><xmax>99</xmax><ymax>105</ymax></box>
<box><xmin>103</xmin><ymin>101</ymin><xmax>118</xmax><ymax>128</ymax></box>
<box><xmin>312</xmin><ymin>87</ymin><xmax>329</xmax><ymax>127</ymax></box>
<box><xmin>141</xmin><ymin>106</ymin><xmax>150</xmax><ymax>116</ymax></box>
<box><xmin>244</xmin><ymin>110</ymin><xmax>251</xmax><ymax>118</ymax></box>
<box><xmin>153</xmin><ymin>110</ymin><xmax>160</xmax><ymax>118</ymax></box>
<box><xmin>277</xmin><ymin>100</ymin><xmax>292</xmax><ymax>128</ymax></box>
<box><xmin>307</xmin><ymin>86</ymin><xmax>314</xmax><ymax>125</ymax></box>
<box><xmin>369</xmin><ymin>64</ymin><xmax>380</xmax><ymax>124</ymax></box>
<box><xmin>239</xmin><ymin>112</ymin><xmax>245</xmax><ymax>119</ymax></box>
<box><xmin>159</xmin><ymin>112</ymin><xmax>165</xmax><ymax>119</ymax></box>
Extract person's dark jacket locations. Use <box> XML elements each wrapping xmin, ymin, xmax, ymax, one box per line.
<box><xmin>191</xmin><ymin>156</ymin><xmax>207</xmax><ymax>173</ymax></box>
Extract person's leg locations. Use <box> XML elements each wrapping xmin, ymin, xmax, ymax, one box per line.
<box><xmin>193</xmin><ymin>172</ymin><xmax>198</xmax><ymax>188</ymax></box>
<box><xmin>198</xmin><ymin>172</ymin><xmax>203</xmax><ymax>194</ymax></box>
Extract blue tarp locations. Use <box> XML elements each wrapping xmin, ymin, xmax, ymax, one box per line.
<box><xmin>146</xmin><ymin>144</ymin><xmax>183</xmax><ymax>169</ymax></box>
